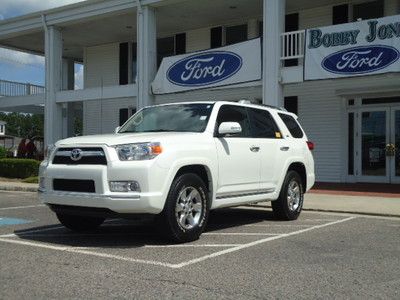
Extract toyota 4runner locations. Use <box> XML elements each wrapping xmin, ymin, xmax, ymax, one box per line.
<box><xmin>39</xmin><ymin>101</ymin><xmax>315</xmax><ymax>242</ymax></box>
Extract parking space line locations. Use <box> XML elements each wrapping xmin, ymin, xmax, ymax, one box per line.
<box><xmin>0</xmin><ymin>205</ymin><xmax>45</xmax><ymax>211</ymax></box>
<box><xmin>243</xmin><ymin>224</ymin><xmax>312</xmax><ymax>227</ymax></box>
<box><xmin>0</xmin><ymin>237</ymin><xmax>177</xmax><ymax>268</ymax></box>
<box><xmin>203</xmin><ymin>232</ymin><xmax>280</xmax><ymax>236</ymax></box>
<box><xmin>144</xmin><ymin>244</ymin><xmax>243</xmax><ymax>248</ymax></box>
<box><xmin>172</xmin><ymin>216</ymin><xmax>356</xmax><ymax>268</ymax></box>
<box><xmin>0</xmin><ymin>216</ymin><xmax>356</xmax><ymax>269</ymax></box>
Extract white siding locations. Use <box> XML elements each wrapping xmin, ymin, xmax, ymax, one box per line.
<box><xmin>186</xmin><ymin>28</ymin><xmax>210</xmax><ymax>52</ymax></box>
<box><xmin>84</xmin><ymin>43</ymin><xmax>119</xmax><ymax>88</ymax></box>
<box><xmin>83</xmin><ymin>97</ymin><xmax>135</xmax><ymax>135</ymax></box>
<box><xmin>284</xmin><ymin>74</ymin><xmax>400</xmax><ymax>182</ymax></box>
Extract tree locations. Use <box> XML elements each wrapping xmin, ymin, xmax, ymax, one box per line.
<box><xmin>0</xmin><ymin>112</ymin><xmax>44</xmax><ymax>138</ymax></box>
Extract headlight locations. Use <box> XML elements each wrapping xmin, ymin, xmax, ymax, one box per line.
<box><xmin>114</xmin><ymin>142</ymin><xmax>162</xmax><ymax>161</ymax></box>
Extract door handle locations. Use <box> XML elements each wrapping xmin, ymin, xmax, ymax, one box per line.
<box><xmin>250</xmin><ymin>146</ymin><xmax>260</xmax><ymax>152</ymax></box>
<box><xmin>280</xmin><ymin>146</ymin><xmax>290</xmax><ymax>151</ymax></box>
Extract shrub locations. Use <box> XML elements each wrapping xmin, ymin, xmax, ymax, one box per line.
<box><xmin>0</xmin><ymin>159</ymin><xmax>40</xmax><ymax>179</ymax></box>
<box><xmin>0</xmin><ymin>147</ymin><xmax>6</xmax><ymax>159</ymax></box>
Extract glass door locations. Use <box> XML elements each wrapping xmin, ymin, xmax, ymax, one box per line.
<box><xmin>390</xmin><ymin>108</ymin><xmax>400</xmax><ymax>183</ymax></box>
<box><xmin>357</xmin><ymin>108</ymin><xmax>390</xmax><ymax>183</ymax></box>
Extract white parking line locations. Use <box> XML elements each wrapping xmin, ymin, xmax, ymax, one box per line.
<box><xmin>0</xmin><ymin>216</ymin><xmax>356</xmax><ymax>269</ymax></box>
<box><xmin>144</xmin><ymin>244</ymin><xmax>242</xmax><ymax>248</ymax></box>
<box><xmin>244</xmin><ymin>224</ymin><xmax>312</xmax><ymax>227</ymax></box>
<box><xmin>172</xmin><ymin>216</ymin><xmax>356</xmax><ymax>268</ymax></box>
<box><xmin>0</xmin><ymin>205</ymin><xmax>45</xmax><ymax>211</ymax></box>
<box><xmin>203</xmin><ymin>232</ymin><xmax>280</xmax><ymax>236</ymax></box>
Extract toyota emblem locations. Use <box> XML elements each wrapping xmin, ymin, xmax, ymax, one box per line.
<box><xmin>70</xmin><ymin>149</ymin><xmax>83</xmax><ymax>161</ymax></box>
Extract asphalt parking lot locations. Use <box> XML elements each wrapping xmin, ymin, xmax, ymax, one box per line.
<box><xmin>0</xmin><ymin>191</ymin><xmax>399</xmax><ymax>299</ymax></box>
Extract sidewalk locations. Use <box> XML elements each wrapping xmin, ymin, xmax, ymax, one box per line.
<box><xmin>0</xmin><ymin>181</ymin><xmax>399</xmax><ymax>217</ymax></box>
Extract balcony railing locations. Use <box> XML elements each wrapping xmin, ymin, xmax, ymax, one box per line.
<box><xmin>0</xmin><ymin>79</ymin><xmax>45</xmax><ymax>97</ymax></box>
<box><xmin>281</xmin><ymin>30</ymin><xmax>305</xmax><ymax>61</ymax></box>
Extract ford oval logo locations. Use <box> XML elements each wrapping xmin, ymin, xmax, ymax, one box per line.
<box><xmin>322</xmin><ymin>45</ymin><xmax>400</xmax><ymax>75</ymax></box>
<box><xmin>167</xmin><ymin>51</ymin><xmax>243</xmax><ymax>87</ymax></box>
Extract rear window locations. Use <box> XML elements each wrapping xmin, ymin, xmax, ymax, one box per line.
<box><xmin>279</xmin><ymin>113</ymin><xmax>304</xmax><ymax>138</ymax></box>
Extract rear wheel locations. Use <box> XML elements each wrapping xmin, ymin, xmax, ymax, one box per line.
<box><xmin>272</xmin><ymin>170</ymin><xmax>304</xmax><ymax>220</ymax></box>
<box><xmin>157</xmin><ymin>173</ymin><xmax>209</xmax><ymax>243</ymax></box>
<box><xmin>56</xmin><ymin>213</ymin><xmax>104</xmax><ymax>232</ymax></box>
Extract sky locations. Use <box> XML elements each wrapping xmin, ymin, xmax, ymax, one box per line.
<box><xmin>0</xmin><ymin>0</ymin><xmax>86</xmax><ymax>89</ymax></box>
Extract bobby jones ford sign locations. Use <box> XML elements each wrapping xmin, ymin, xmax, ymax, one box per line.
<box><xmin>305</xmin><ymin>15</ymin><xmax>400</xmax><ymax>80</ymax></box>
<box><xmin>152</xmin><ymin>38</ymin><xmax>261</xmax><ymax>94</ymax></box>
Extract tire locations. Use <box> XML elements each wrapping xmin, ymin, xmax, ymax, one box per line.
<box><xmin>156</xmin><ymin>173</ymin><xmax>210</xmax><ymax>243</ymax></box>
<box><xmin>272</xmin><ymin>170</ymin><xmax>304</xmax><ymax>220</ymax></box>
<box><xmin>56</xmin><ymin>213</ymin><xmax>105</xmax><ymax>232</ymax></box>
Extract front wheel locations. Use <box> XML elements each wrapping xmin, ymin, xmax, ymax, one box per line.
<box><xmin>156</xmin><ymin>173</ymin><xmax>209</xmax><ymax>243</ymax></box>
<box><xmin>56</xmin><ymin>213</ymin><xmax>105</xmax><ymax>232</ymax></box>
<box><xmin>272</xmin><ymin>171</ymin><xmax>304</xmax><ymax>220</ymax></box>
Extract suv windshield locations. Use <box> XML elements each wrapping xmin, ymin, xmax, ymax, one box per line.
<box><xmin>119</xmin><ymin>103</ymin><xmax>214</xmax><ymax>133</ymax></box>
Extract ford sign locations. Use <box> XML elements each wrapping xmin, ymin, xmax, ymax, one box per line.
<box><xmin>167</xmin><ymin>51</ymin><xmax>243</xmax><ymax>87</ymax></box>
<box><xmin>321</xmin><ymin>45</ymin><xmax>400</xmax><ymax>75</ymax></box>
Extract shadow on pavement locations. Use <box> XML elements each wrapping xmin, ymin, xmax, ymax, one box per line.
<box><xmin>12</xmin><ymin>207</ymin><xmax>277</xmax><ymax>248</ymax></box>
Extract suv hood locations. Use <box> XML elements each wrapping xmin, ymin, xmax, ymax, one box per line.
<box><xmin>57</xmin><ymin>132</ymin><xmax>200</xmax><ymax>147</ymax></box>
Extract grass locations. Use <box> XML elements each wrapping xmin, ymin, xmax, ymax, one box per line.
<box><xmin>21</xmin><ymin>176</ymin><xmax>39</xmax><ymax>184</ymax></box>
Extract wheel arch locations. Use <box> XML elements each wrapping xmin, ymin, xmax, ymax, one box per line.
<box><xmin>287</xmin><ymin>162</ymin><xmax>307</xmax><ymax>192</ymax></box>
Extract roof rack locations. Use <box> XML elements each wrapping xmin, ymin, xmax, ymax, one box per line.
<box><xmin>237</xmin><ymin>100</ymin><xmax>287</xmax><ymax>112</ymax></box>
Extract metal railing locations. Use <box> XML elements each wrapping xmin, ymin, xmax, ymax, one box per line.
<box><xmin>0</xmin><ymin>79</ymin><xmax>45</xmax><ymax>97</ymax></box>
<box><xmin>281</xmin><ymin>30</ymin><xmax>305</xmax><ymax>61</ymax></box>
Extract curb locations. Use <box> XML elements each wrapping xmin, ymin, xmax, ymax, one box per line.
<box><xmin>0</xmin><ymin>185</ymin><xmax>38</xmax><ymax>193</ymax></box>
<box><xmin>248</xmin><ymin>204</ymin><xmax>400</xmax><ymax>219</ymax></box>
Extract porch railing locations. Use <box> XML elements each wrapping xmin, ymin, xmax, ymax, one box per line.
<box><xmin>0</xmin><ymin>79</ymin><xmax>45</xmax><ymax>97</ymax></box>
<box><xmin>281</xmin><ymin>30</ymin><xmax>305</xmax><ymax>61</ymax></box>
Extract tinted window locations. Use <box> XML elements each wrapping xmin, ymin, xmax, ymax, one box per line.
<box><xmin>279</xmin><ymin>113</ymin><xmax>304</xmax><ymax>138</ymax></box>
<box><xmin>353</xmin><ymin>0</ymin><xmax>383</xmax><ymax>21</ymax></box>
<box><xmin>284</xmin><ymin>96</ymin><xmax>298</xmax><ymax>115</ymax></box>
<box><xmin>216</xmin><ymin>105</ymin><xmax>251</xmax><ymax>137</ymax></box>
<box><xmin>248</xmin><ymin>108</ymin><xmax>281</xmax><ymax>138</ymax></box>
<box><xmin>210</xmin><ymin>27</ymin><xmax>223</xmax><ymax>48</ymax></box>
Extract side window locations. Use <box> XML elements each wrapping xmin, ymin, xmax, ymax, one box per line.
<box><xmin>248</xmin><ymin>108</ymin><xmax>281</xmax><ymax>138</ymax></box>
<box><xmin>216</xmin><ymin>105</ymin><xmax>251</xmax><ymax>137</ymax></box>
<box><xmin>279</xmin><ymin>113</ymin><xmax>304</xmax><ymax>138</ymax></box>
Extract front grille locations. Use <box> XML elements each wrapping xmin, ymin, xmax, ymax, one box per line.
<box><xmin>53</xmin><ymin>147</ymin><xmax>107</xmax><ymax>165</ymax></box>
<box><xmin>53</xmin><ymin>179</ymin><xmax>95</xmax><ymax>193</ymax></box>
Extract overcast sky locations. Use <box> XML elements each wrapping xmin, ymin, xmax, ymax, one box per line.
<box><xmin>0</xmin><ymin>0</ymin><xmax>86</xmax><ymax>89</ymax></box>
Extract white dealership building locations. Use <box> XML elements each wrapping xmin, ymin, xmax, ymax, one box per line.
<box><xmin>0</xmin><ymin>0</ymin><xmax>399</xmax><ymax>184</ymax></box>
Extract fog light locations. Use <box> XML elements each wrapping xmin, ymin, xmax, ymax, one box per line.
<box><xmin>38</xmin><ymin>177</ymin><xmax>46</xmax><ymax>192</ymax></box>
<box><xmin>109</xmin><ymin>181</ymin><xmax>140</xmax><ymax>192</ymax></box>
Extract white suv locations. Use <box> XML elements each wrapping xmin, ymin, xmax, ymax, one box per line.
<box><xmin>39</xmin><ymin>101</ymin><xmax>315</xmax><ymax>242</ymax></box>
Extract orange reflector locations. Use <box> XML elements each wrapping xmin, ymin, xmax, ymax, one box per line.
<box><xmin>151</xmin><ymin>144</ymin><xmax>163</xmax><ymax>154</ymax></box>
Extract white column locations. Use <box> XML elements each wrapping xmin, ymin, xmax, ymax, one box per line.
<box><xmin>61</xmin><ymin>58</ymin><xmax>76</xmax><ymax>138</ymax></box>
<box><xmin>262</xmin><ymin>0</ymin><xmax>285</xmax><ymax>107</ymax></box>
<box><xmin>137</xmin><ymin>5</ymin><xmax>157</xmax><ymax>109</ymax></box>
<box><xmin>44</xmin><ymin>26</ymin><xmax>63</xmax><ymax>146</ymax></box>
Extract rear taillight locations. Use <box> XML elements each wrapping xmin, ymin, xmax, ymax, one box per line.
<box><xmin>306</xmin><ymin>141</ymin><xmax>314</xmax><ymax>151</ymax></box>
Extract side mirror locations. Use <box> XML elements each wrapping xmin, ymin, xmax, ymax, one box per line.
<box><xmin>114</xmin><ymin>126</ymin><xmax>121</xmax><ymax>134</ymax></box>
<box><xmin>218</xmin><ymin>122</ymin><xmax>242</xmax><ymax>136</ymax></box>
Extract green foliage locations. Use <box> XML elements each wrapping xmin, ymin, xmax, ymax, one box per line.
<box><xmin>0</xmin><ymin>112</ymin><xmax>43</xmax><ymax>138</ymax></box>
<box><xmin>0</xmin><ymin>146</ymin><xmax>6</xmax><ymax>159</ymax></box>
<box><xmin>0</xmin><ymin>159</ymin><xmax>40</xmax><ymax>179</ymax></box>
<box><xmin>22</xmin><ymin>176</ymin><xmax>39</xmax><ymax>183</ymax></box>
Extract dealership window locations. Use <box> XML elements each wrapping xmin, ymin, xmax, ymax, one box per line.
<box><xmin>0</xmin><ymin>125</ymin><xmax>4</xmax><ymax>134</ymax></box>
<box><xmin>175</xmin><ymin>33</ymin><xmax>186</xmax><ymax>55</ymax></box>
<box><xmin>348</xmin><ymin>113</ymin><xmax>355</xmax><ymax>175</ymax></box>
<box><xmin>353</xmin><ymin>0</ymin><xmax>384</xmax><ymax>21</ymax></box>
<box><xmin>284</xmin><ymin>96</ymin><xmax>298</xmax><ymax>115</ymax></box>
<box><xmin>119</xmin><ymin>107</ymin><xmax>136</xmax><ymax>126</ymax></box>
<box><xmin>119</xmin><ymin>42</ymin><xmax>137</xmax><ymax>85</ymax></box>
<box><xmin>210</xmin><ymin>24</ymin><xmax>248</xmax><ymax>48</ymax></box>
<box><xmin>332</xmin><ymin>4</ymin><xmax>349</xmax><ymax>25</ymax></box>
<box><xmin>157</xmin><ymin>33</ymin><xmax>187</xmax><ymax>66</ymax></box>
<box><xmin>225</xmin><ymin>24</ymin><xmax>248</xmax><ymax>45</ymax></box>
<box><xmin>284</xmin><ymin>13</ymin><xmax>299</xmax><ymax>67</ymax></box>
